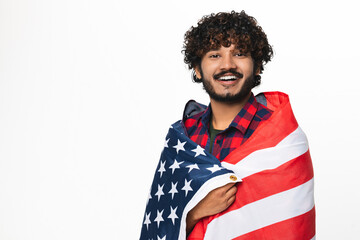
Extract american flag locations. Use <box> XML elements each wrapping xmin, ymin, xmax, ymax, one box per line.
<box><xmin>140</xmin><ymin>92</ymin><xmax>315</xmax><ymax>240</ymax></box>
<box><xmin>139</xmin><ymin>121</ymin><xmax>241</xmax><ymax>240</ymax></box>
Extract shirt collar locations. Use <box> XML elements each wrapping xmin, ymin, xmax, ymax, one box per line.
<box><xmin>199</xmin><ymin>93</ymin><xmax>259</xmax><ymax>134</ymax></box>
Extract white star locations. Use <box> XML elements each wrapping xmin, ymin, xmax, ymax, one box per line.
<box><xmin>157</xmin><ymin>160</ymin><xmax>166</xmax><ymax>178</ymax></box>
<box><xmin>186</xmin><ymin>163</ymin><xmax>200</xmax><ymax>173</ymax></box>
<box><xmin>168</xmin><ymin>182</ymin><xmax>178</xmax><ymax>199</ymax></box>
<box><xmin>173</xmin><ymin>140</ymin><xmax>186</xmax><ymax>154</ymax></box>
<box><xmin>157</xmin><ymin>235</ymin><xmax>166</xmax><ymax>240</ymax></box>
<box><xmin>191</xmin><ymin>145</ymin><xmax>206</xmax><ymax>157</ymax></box>
<box><xmin>168</xmin><ymin>206</ymin><xmax>178</xmax><ymax>225</ymax></box>
<box><xmin>144</xmin><ymin>212</ymin><xmax>151</xmax><ymax>230</ymax></box>
<box><xmin>155</xmin><ymin>184</ymin><xmax>164</xmax><ymax>201</ymax></box>
<box><xmin>146</xmin><ymin>190</ymin><xmax>152</xmax><ymax>204</ymax></box>
<box><xmin>207</xmin><ymin>164</ymin><xmax>223</xmax><ymax>173</ymax></box>
<box><xmin>154</xmin><ymin>209</ymin><xmax>164</xmax><ymax>228</ymax></box>
<box><xmin>182</xmin><ymin>179</ymin><xmax>193</xmax><ymax>197</ymax></box>
<box><xmin>169</xmin><ymin>159</ymin><xmax>184</xmax><ymax>174</ymax></box>
<box><xmin>164</xmin><ymin>138</ymin><xmax>169</xmax><ymax>148</ymax></box>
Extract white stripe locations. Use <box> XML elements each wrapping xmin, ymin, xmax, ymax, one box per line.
<box><xmin>222</xmin><ymin>126</ymin><xmax>308</xmax><ymax>178</ymax></box>
<box><xmin>204</xmin><ymin>178</ymin><xmax>315</xmax><ymax>240</ymax></box>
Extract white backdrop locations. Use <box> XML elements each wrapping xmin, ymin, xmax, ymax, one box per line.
<box><xmin>1</xmin><ymin>0</ymin><xmax>359</xmax><ymax>239</ymax></box>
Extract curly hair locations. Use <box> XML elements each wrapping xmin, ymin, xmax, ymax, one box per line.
<box><xmin>182</xmin><ymin>11</ymin><xmax>273</xmax><ymax>84</ymax></box>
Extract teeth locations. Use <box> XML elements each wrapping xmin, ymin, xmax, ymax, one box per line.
<box><xmin>219</xmin><ymin>75</ymin><xmax>237</xmax><ymax>81</ymax></box>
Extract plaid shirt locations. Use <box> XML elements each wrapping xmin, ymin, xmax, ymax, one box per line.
<box><xmin>184</xmin><ymin>93</ymin><xmax>273</xmax><ymax>161</ymax></box>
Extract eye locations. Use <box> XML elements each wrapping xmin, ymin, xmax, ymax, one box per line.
<box><xmin>209</xmin><ymin>54</ymin><xmax>220</xmax><ymax>58</ymax></box>
<box><xmin>234</xmin><ymin>53</ymin><xmax>245</xmax><ymax>57</ymax></box>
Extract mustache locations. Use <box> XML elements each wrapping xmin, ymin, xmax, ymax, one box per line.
<box><xmin>213</xmin><ymin>70</ymin><xmax>243</xmax><ymax>80</ymax></box>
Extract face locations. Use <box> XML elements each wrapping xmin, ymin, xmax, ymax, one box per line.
<box><xmin>195</xmin><ymin>44</ymin><xmax>258</xmax><ymax>103</ymax></box>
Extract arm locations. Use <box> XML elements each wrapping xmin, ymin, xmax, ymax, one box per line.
<box><xmin>186</xmin><ymin>182</ymin><xmax>237</xmax><ymax>236</ymax></box>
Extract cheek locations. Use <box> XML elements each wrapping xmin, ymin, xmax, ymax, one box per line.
<box><xmin>235</xmin><ymin>58</ymin><xmax>255</xmax><ymax>73</ymax></box>
<box><xmin>200</xmin><ymin>68</ymin><xmax>213</xmax><ymax>80</ymax></box>
<box><xmin>201</xmin><ymin>61</ymin><xmax>218</xmax><ymax>75</ymax></box>
<box><xmin>241</xmin><ymin>64</ymin><xmax>255</xmax><ymax>75</ymax></box>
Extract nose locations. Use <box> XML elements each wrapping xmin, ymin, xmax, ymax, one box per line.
<box><xmin>220</xmin><ymin>54</ymin><xmax>236</xmax><ymax>70</ymax></box>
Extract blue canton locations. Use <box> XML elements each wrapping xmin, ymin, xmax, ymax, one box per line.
<box><xmin>139</xmin><ymin>120</ymin><xmax>237</xmax><ymax>240</ymax></box>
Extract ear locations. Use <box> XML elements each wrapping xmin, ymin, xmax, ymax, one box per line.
<box><xmin>194</xmin><ymin>66</ymin><xmax>202</xmax><ymax>79</ymax></box>
<box><xmin>255</xmin><ymin>66</ymin><xmax>261</xmax><ymax>76</ymax></box>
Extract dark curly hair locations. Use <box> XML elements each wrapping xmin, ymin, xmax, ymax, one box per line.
<box><xmin>182</xmin><ymin>10</ymin><xmax>273</xmax><ymax>85</ymax></box>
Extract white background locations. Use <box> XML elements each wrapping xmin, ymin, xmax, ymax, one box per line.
<box><xmin>1</xmin><ymin>0</ymin><xmax>359</xmax><ymax>239</ymax></box>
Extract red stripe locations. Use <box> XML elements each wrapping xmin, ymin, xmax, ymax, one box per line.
<box><xmin>188</xmin><ymin>150</ymin><xmax>314</xmax><ymax>239</ymax></box>
<box><xmin>231</xmin><ymin>150</ymin><xmax>313</xmax><ymax>210</ymax></box>
<box><xmin>232</xmin><ymin>207</ymin><xmax>316</xmax><ymax>240</ymax></box>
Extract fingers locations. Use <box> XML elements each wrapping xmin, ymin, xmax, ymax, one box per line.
<box><xmin>225</xmin><ymin>184</ymin><xmax>237</xmax><ymax>203</ymax></box>
<box><xmin>215</xmin><ymin>183</ymin><xmax>237</xmax><ymax>202</ymax></box>
<box><xmin>227</xmin><ymin>183</ymin><xmax>237</xmax><ymax>193</ymax></box>
<box><xmin>226</xmin><ymin>183</ymin><xmax>237</xmax><ymax>193</ymax></box>
<box><xmin>222</xmin><ymin>182</ymin><xmax>236</xmax><ymax>192</ymax></box>
<box><xmin>227</xmin><ymin>195</ymin><xmax>236</xmax><ymax>206</ymax></box>
<box><xmin>192</xmin><ymin>182</ymin><xmax>238</xmax><ymax>218</ymax></box>
<box><xmin>225</xmin><ymin>184</ymin><xmax>237</xmax><ymax>208</ymax></box>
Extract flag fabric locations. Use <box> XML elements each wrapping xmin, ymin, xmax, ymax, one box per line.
<box><xmin>140</xmin><ymin>92</ymin><xmax>315</xmax><ymax>240</ymax></box>
<box><xmin>139</xmin><ymin>119</ymin><xmax>242</xmax><ymax>240</ymax></box>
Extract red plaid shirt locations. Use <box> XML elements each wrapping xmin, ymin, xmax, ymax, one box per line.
<box><xmin>184</xmin><ymin>93</ymin><xmax>273</xmax><ymax>161</ymax></box>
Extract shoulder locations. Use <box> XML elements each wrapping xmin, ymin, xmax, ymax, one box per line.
<box><xmin>182</xmin><ymin>100</ymin><xmax>209</xmax><ymax>133</ymax></box>
<box><xmin>255</xmin><ymin>102</ymin><xmax>273</xmax><ymax>121</ymax></box>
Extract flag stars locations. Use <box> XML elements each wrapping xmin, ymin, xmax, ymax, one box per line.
<box><xmin>158</xmin><ymin>160</ymin><xmax>166</xmax><ymax>178</ymax></box>
<box><xmin>169</xmin><ymin>159</ymin><xmax>184</xmax><ymax>174</ymax></box>
<box><xmin>168</xmin><ymin>206</ymin><xmax>179</xmax><ymax>225</ymax></box>
<box><xmin>147</xmin><ymin>190</ymin><xmax>152</xmax><ymax>205</ymax></box>
<box><xmin>168</xmin><ymin>182</ymin><xmax>178</xmax><ymax>199</ymax></box>
<box><xmin>144</xmin><ymin>133</ymin><xmax>230</xmax><ymax>238</ymax></box>
<box><xmin>164</xmin><ymin>138</ymin><xmax>169</xmax><ymax>148</ymax></box>
<box><xmin>144</xmin><ymin>212</ymin><xmax>151</xmax><ymax>230</ymax></box>
<box><xmin>182</xmin><ymin>179</ymin><xmax>193</xmax><ymax>196</ymax></box>
<box><xmin>154</xmin><ymin>209</ymin><xmax>164</xmax><ymax>228</ymax></box>
<box><xmin>192</xmin><ymin>145</ymin><xmax>206</xmax><ymax>157</ymax></box>
<box><xmin>186</xmin><ymin>163</ymin><xmax>199</xmax><ymax>173</ymax></box>
<box><xmin>157</xmin><ymin>235</ymin><xmax>166</xmax><ymax>240</ymax></box>
<box><xmin>155</xmin><ymin>184</ymin><xmax>165</xmax><ymax>201</ymax></box>
<box><xmin>207</xmin><ymin>164</ymin><xmax>223</xmax><ymax>173</ymax></box>
<box><xmin>173</xmin><ymin>140</ymin><xmax>186</xmax><ymax>154</ymax></box>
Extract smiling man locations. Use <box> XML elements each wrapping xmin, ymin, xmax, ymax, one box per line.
<box><xmin>140</xmin><ymin>11</ymin><xmax>315</xmax><ymax>240</ymax></box>
<box><xmin>182</xmin><ymin>11</ymin><xmax>275</xmax><ymax>236</ymax></box>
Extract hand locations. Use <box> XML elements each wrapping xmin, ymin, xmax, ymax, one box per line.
<box><xmin>186</xmin><ymin>182</ymin><xmax>237</xmax><ymax>235</ymax></box>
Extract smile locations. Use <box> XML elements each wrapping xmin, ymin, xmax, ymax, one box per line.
<box><xmin>218</xmin><ymin>75</ymin><xmax>238</xmax><ymax>81</ymax></box>
<box><xmin>215</xmin><ymin>76</ymin><xmax>240</xmax><ymax>86</ymax></box>
<box><xmin>214</xmin><ymin>71</ymin><xmax>244</xmax><ymax>82</ymax></box>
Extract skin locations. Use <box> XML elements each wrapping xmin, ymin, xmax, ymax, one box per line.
<box><xmin>186</xmin><ymin>44</ymin><xmax>258</xmax><ymax>236</ymax></box>
<box><xmin>195</xmin><ymin>44</ymin><xmax>259</xmax><ymax>129</ymax></box>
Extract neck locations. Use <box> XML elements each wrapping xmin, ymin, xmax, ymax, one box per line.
<box><xmin>210</xmin><ymin>93</ymin><xmax>252</xmax><ymax>130</ymax></box>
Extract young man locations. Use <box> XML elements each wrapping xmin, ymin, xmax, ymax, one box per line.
<box><xmin>140</xmin><ymin>11</ymin><xmax>315</xmax><ymax>240</ymax></box>
<box><xmin>182</xmin><ymin>11</ymin><xmax>274</xmax><ymax>235</ymax></box>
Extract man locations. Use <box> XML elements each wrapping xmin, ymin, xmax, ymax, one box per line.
<box><xmin>182</xmin><ymin>11</ymin><xmax>273</xmax><ymax>235</ymax></box>
<box><xmin>140</xmin><ymin>11</ymin><xmax>315</xmax><ymax>240</ymax></box>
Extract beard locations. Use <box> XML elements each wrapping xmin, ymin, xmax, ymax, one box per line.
<box><xmin>201</xmin><ymin>69</ymin><xmax>255</xmax><ymax>103</ymax></box>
